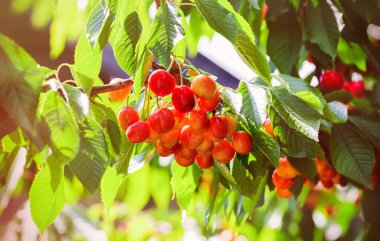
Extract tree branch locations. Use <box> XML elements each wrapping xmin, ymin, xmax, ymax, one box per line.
<box><xmin>90</xmin><ymin>78</ymin><xmax>134</xmax><ymax>97</ymax></box>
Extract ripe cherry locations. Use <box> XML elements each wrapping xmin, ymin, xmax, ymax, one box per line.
<box><xmin>175</xmin><ymin>155</ymin><xmax>195</xmax><ymax>167</ymax></box>
<box><xmin>321</xmin><ymin>179</ymin><xmax>334</xmax><ymax>189</ymax></box>
<box><xmin>319</xmin><ymin>70</ymin><xmax>345</xmax><ymax>93</ymax></box>
<box><xmin>170</xmin><ymin>107</ymin><xmax>189</xmax><ymax>130</ymax></box>
<box><xmin>171</xmin><ymin>85</ymin><xmax>196</xmax><ymax>113</ymax></box>
<box><xmin>148</xmin><ymin>108</ymin><xmax>175</xmax><ymax>134</ymax></box>
<box><xmin>220</xmin><ymin>115</ymin><xmax>237</xmax><ymax>138</ymax></box>
<box><xmin>206</xmin><ymin>116</ymin><xmax>227</xmax><ymax>142</ymax></box>
<box><xmin>126</xmin><ymin>121</ymin><xmax>150</xmax><ymax>143</ymax></box>
<box><xmin>197</xmin><ymin>91</ymin><xmax>220</xmax><ymax>112</ymax></box>
<box><xmin>348</xmin><ymin>80</ymin><xmax>365</xmax><ymax>98</ymax></box>
<box><xmin>180</xmin><ymin>125</ymin><xmax>204</xmax><ymax>149</ymax></box>
<box><xmin>155</xmin><ymin>140</ymin><xmax>178</xmax><ymax>157</ymax></box>
<box><xmin>189</xmin><ymin>109</ymin><xmax>210</xmax><ymax>133</ymax></box>
<box><xmin>276</xmin><ymin>157</ymin><xmax>299</xmax><ymax>179</ymax></box>
<box><xmin>107</xmin><ymin>78</ymin><xmax>133</xmax><ymax>102</ymax></box>
<box><xmin>212</xmin><ymin>139</ymin><xmax>235</xmax><ymax>164</ymax></box>
<box><xmin>195</xmin><ymin>153</ymin><xmax>213</xmax><ymax>169</ymax></box>
<box><xmin>144</xmin><ymin>125</ymin><xmax>159</xmax><ymax>143</ymax></box>
<box><xmin>263</xmin><ymin>118</ymin><xmax>275</xmax><ymax>137</ymax></box>
<box><xmin>159</xmin><ymin>129</ymin><xmax>180</xmax><ymax>148</ymax></box>
<box><xmin>148</xmin><ymin>69</ymin><xmax>176</xmax><ymax>97</ymax></box>
<box><xmin>272</xmin><ymin>170</ymin><xmax>294</xmax><ymax>189</ymax></box>
<box><xmin>232</xmin><ymin>131</ymin><xmax>253</xmax><ymax>155</ymax></box>
<box><xmin>176</xmin><ymin>144</ymin><xmax>197</xmax><ymax>160</ymax></box>
<box><xmin>118</xmin><ymin>106</ymin><xmax>139</xmax><ymax>131</ymax></box>
<box><xmin>276</xmin><ymin>188</ymin><xmax>292</xmax><ymax>199</ymax></box>
<box><xmin>191</xmin><ymin>75</ymin><xmax>217</xmax><ymax>100</ymax></box>
<box><xmin>196</xmin><ymin>138</ymin><xmax>214</xmax><ymax>155</ymax></box>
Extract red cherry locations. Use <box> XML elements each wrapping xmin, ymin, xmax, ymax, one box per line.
<box><xmin>276</xmin><ymin>188</ymin><xmax>292</xmax><ymax>199</ymax></box>
<box><xmin>126</xmin><ymin>121</ymin><xmax>150</xmax><ymax>143</ymax></box>
<box><xmin>206</xmin><ymin>116</ymin><xmax>227</xmax><ymax>142</ymax></box>
<box><xmin>232</xmin><ymin>131</ymin><xmax>253</xmax><ymax>155</ymax></box>
<box><xmin>196</xmin><ymin>138</ymin><xmax>214</xmax><ymax>155</ymax></box>
<box><xmin>174</xmin><ymin>144</ymin><xmax>196</xmax><ymax>167</ymax></box>
<box><xmin>175</xmin><ymin>154</ymin><xmax>195</xmax><ymax>167</ymax></box>
<box><xmin>348</xmin><ymin>80</ymin><xmax>365</xmax><ymax>98</ymax></box>
<box><xmin>321</xmin><ymin>179</ymin><xmax>334</xmax><ymax>189</ymax></box>
<box><xmin>195</xmin><ymin>153</ymin><xmax>213</xmax><ymax>169</ymax></box>
<box><xmin>189</xmin><ymin>109</ymin><xmax>210</xmax><ymax>133</ymax></box>
<box><xmin>171</xmin><ymin>86</ymin><xmax>196</xmax><ymax>113</ymax></box>
<box><xmin>319</xmin><ymin>70</ymin><xmax>345</xmax><ymax>93</ymax></box>
<box><xmin>169</xmin><ymin>107</ymin><xmax>189</xmax><ymax>130</ymax></box>
<box><xmin>220</xmin><ymin>115</ymin><xmax>237</xmax><ymax>138</ymax></box>
<box><xmin>148</xmin><ymin>108</ymin><xmax>175</xmax><ymax>134</ymax></box>
<box><xmin>212</xmin><ymin>139</ymin><xmax>235</xmax><ymax>163</ymax></box>
<box><xmin>263</xmin><ymin>118</ymin><xmax>275</xmax><ymax>137</ymax></box>
<box><xmin>191</xmin><ymin>75</ymin><xmax>217</xmax><ymax>100</ymax></box>
<box><xmin>276</xmin><ymin>157</ymin><xmax>299</xmax><ymax>179</ymax></box>
<box><xmin>197</xmin><ymin>91</ymin><xmax>220</xmax><ymax>112</ymax></box>
<box><xmin>159</xmin><ymin>129</ymin><xmax>180</xmax><ymax>148</ymax></box>
<box><xmin>180</xmin><ymin>125</ymin><xmax>204</xmax><ymax>149</ymax></box>
<box><xmin>118</xmin><ymin>106</ymin><xmax>139</xmax><ymax>131</ymax></box>
<box><xmin>148</xmin><ymin>69</ymin><xmax>176</xmax><ymax>96</ymax></box>
<box><xmin>272</xmin><ymin>170</ymin><xmax>294</xmax><ymax>189</ymax></box>
<box><xmin>155</xmin><ymin>140</ymin><xmax>178</xmax><ymax>157</ymax></box>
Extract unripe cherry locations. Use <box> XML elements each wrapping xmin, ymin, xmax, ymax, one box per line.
<box><xmin>232</xmin><ymin>131</ymin><xmax>253</xmax><ymax>155</ymax></box>
<box><xmin>189</xmin><ymin>109</ymin><xmax>210</xmax><ymax>133</ymax></box>
<box><xmin>171</xmin><ymin>85</ymin><xmax>195</xmax><ymax>113</ymax></box>
<box><xmin>212</xmin><ymin>139</ymin><xmax>235</xmax><ymax>164</ymax></box>
<box><xmin>148</xmin><ymin>108</ymin><xmax>175</xmax><ymax>134</ymax></box>
<box><xmin>191</xmin><ymin>75</ymin><xmax>217</xmax><ymax>100</ymax></box>
<box><xmin>126</xmin><ymin>121</ymin><xmax>150</xmax><ymax>143</ymax></box>
<box><xmin>180</xmin><ymin>125</ymin><xmax>204</xmax><ymax>149</ymax></box>
<box><xmin>148</xmin><ymin>69</ymin><xmax>176</xmax><ymax>96</ymax></box>
<box><xmin>118</xmin><ymin>106</ymin><xmax>139</xmax><ymax>131</ymax></box>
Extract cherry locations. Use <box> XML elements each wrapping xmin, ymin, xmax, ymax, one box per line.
<box><xmin>263</xmin><ymin>118</ymin><xmax>275</xmax><ymax>137</ymax></box>
<box><xmin>303</xmin><ymin>178</ymin><xmax>316</xmax><ymax>188</ymax></box>
<box><xmin>175</xmin><ymin>154</ymin><xmax>195</xmax><ymax>167</ymax></box>
<box><xmin>276</xmin><ymin>156</ymin><xmax>299</xmax><ymax>179</ymax></box>
<box><xmin>107</xmin><ymin>78</ymin><xmax>133</xmax><ymax>102</ymax></box>
<box><xmin>159</xmin><ymin>129</ymin><xmax>180</xmax><ymax>148</ymax></box>
<box><xmin>319</xmin><ymin>168</ymin><xmax>337</xmax><ymax>182</ymax></box>
<box><xmin>197</xmin><ymin>91</ymin><xmax>220</xmax><ymax>112</ymax></box>
<box><xmin>220</xmin><ymin>115</ymin><xmax>237</xmax><ymax>138</ymax></box>
<box><xmin>155</xmin><ymin>140</ymin><xmax>178</xmax><ymax>157</ymax></box>
<box><xmin>126</xmin><ymin>121</ymin><xmax>150</xmax><ymax>143</ymax></box>
<box><xmin>212</xmin><ymin>139</ymin><xmax>235</xmax><ymax>163</ymax></box>
<box><xmin>170</xmin><ymin>107</ymin><xmax>189</xmax><ymax>130</ymax></box>
<box><xmin>319</xmin><ymin>70</ymin><xmax>345</xmax><ymax>93</ymax></box>
<box><xmin>206</xmin><ymin>116</ymin><xmax>227</xmax><ymax>142</ymax></box>
<box><xmin>148</xmin><ymin>69</ymin><xmax>176</xmax><ymax>97</ymax></box>
<box><xmin>145</xmin><ymin>125</ymin><xmax>159</xmax><ymax>143</ymax></box>
<box><xmin>191</xmin><ymin>75</ymin><xmax>217</xmax><ymax>100</ymax></box>
<box><xmin>321</xmin><ymin>179</ymin><xmax>334</xmax><ymax>189</ymax></box>
<box><xmin>195</xmin><ymin>153</ymin><xmax>213</xmax><ymax>169</ymax></box>
<box><xmin>175</xmin><ymin>144</ymin><xmax>197</xmax><ymax>166</ymax></box>
<box><xmin>276</xmin><ymin>188</ymin><xmax>292</xmax><ymax>199</ymax></box>
<box><xmin>272</xmin><ymin>170</ymin><xmax>294</xmax><ymax>189</ymax></box>
<box><xmin>148</xmin><ymin>108</ymin><xmax>175</xmax><ymax>134</ymax></box>
<box><xmin>348</xmin><ymin>80</ymin><xmax>365</xmax><ymax>98</ymax></box>
<box><xmin>196</xmin><ymin>138</ymin><xmax>214</xmax><ymax>155</ymax></box>
<box><xmin>232</xmin><ymin>131</ymin><xmax>253</xmax><ymax>155</ymax></box>
<box><xmin>262</xmin><ymin>3</ymin><xmax>268</xmax><ymax>20</ymax></box>
<box><xmin>189</xmin><ymin>109</ymin><xmax>210</xmax><ymax>133</ymax></box>
<box><xmin>118</xmin><ymin>106</ymin><xmax>139</xmax><ymax>131</ymax></box>
<box><xmin>171</xmin><ymin>85</ymin><xmax>196</xmax><ymax>113</ymax></box>
<box><xmin>180</xmin><ymin>125</ymin><xmax>204</xmax><ymax>149</ymax></box>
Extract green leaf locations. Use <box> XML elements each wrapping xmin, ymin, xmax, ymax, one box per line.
<box><xmin>271</xmin><ymin>87</ymin><xmax>321</xmax><ymax>141</ymax></box>
<box><xmin>349</xmin><ymin>115</ymin><xmax>380</xmax><ymax>151</ymax></box>
<box><xmin>273</xmin><ymin>74</ymin><xmax>324</xmax><ymax>113</ymax></box>
<box><xmin>288</xmin><ymin>157</ymin><xmax>317</xmax><ymax>181</ymax></box>
<box><xmin>194</xmin><ymin>0</ymin><xmax>271</xmax><ymax>82</ymax></box>
<box><xmin>86</xmin><ymin>0</ymin><xmax>112</xmax><ymax>48</ymax></box>
<box><xmin>39</xmin><ymin>91</ymin><xmax>80</xmax><ymax>164</ymax></box>
<box><xmin>30</xmin><ymin>156</ymin><xmax>65</xmax><ymax>233</ymax></box>
<box><xmin>323</xmin><ymin>101</ymin><xmax>348</xmax><ymax>123</ymax></box>
<box><xmin>213</xmin><ymin>161</ymin><xmax>236</xmax><ymax>185</ymax></box>
<box><xmin>69</xmin><ymin>117</ymin><xmax>108</xmax><ymax>193</ymax></box>
<box><xmin>337</xmin><ymin>38</ymin><xmax>366</xmax><ymax>71</ymax></box>
<box><xmin>271</xmin><ymin>108</ymin><xmax>316</xmax><ymax>158</ymax></box>
<box><xmin>305</xmin><ymin>0</ymin><xmax>339</xmax><ymax>57</ymax></box>
<box><xmin>110</xmin><ymin>11</ymin><xmax>142</xmax><ymax>76</ymax></box>
<box><xmin>73</xmin><ymin>33</ymin><xmax>102</xmax><ymax>95</ymax></box>
<box><xmin>150</xmin><ymin>167</ymin><xmax>172</xmax><ymax>210</ymax></box>
<box><xmin>146</xmin><ymin>2</ymin><xmax>185</xmax><ymax>68</ymax></box>
<box><xmin>220</xmin><ymin>90</ymin><xmax>242</xmax><ymax>114</ymax></box>
<box><xmin>101</xmin><ymin>166</ymin><xmax>123</xmax><ymax>213</ymax></box>
<box><xmin>331</xmin><ymin>124</ymin><xmax>375</xmax><ymax>188</ymax></box>
<box><xmin>0</xmin><ymin>34</ymin><xmax>50</xmax><ymax>148</ymax></box>
<box><xmin>267</xmin><ymin>10</ymin><xmax>302</xmax><ymax>73</ymax></box>
<box><xmin>237</xmin><ymin>81</ymin><xmax>269</xmax><ymax>128</ymax></box>
<box><xmin>252</xmin><ymin>128</ymin><xmax>281</xmax><ymax>167</ymax></box>
<box><xmin>62</xmin><ymin>84</ymin><xmax>90</xmax><ymax>120</ymax></box>
<box><xmin>171</xmin><ymin>162</ymin><xmax>201</xmax><ymax>209</ymax></box>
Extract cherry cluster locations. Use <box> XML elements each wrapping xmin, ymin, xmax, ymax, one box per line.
<box><xmin>319</xmin><ymin>70</ymin><xmax>365</xmax><ymax>98</ymax></box>
<box><xmin>116</xmin><ymin>69</ymin><xmax>253</xmax><ymax>168</ymax></box>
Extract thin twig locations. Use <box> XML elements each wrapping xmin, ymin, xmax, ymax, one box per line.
<box><xmin>90</xmin><ymin>78</ymin><xmax>134</xmax><ymax>96</ymax></box>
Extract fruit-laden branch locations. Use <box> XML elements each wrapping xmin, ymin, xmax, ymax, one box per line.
<box><xmin>90</xmin><ymin>78</ymin><xmax>133</xmax><ymax>96</ymax></box>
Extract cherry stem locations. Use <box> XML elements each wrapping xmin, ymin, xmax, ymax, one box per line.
<box><xmin>55</xmin><ymin>63</ymin><xmax>72</xmax><ymax>82</ymax></box>
<box><xmin>156</xmin><ymin>95</ymin><xmax>160</xmax><ymax>109</ymax></box>
<box><xmin>176</xmin><ymin>3</ymin><xmax>196</xmax><ymax>7</ymax></box>
<box><xmin>175</xmin><ymin>59</ymin><xmax>184</xmax><ymax>85</ymax></box>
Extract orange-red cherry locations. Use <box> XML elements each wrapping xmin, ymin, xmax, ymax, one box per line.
<box><xmin>148</xmin><ymin>108</ymin><xmax>175</xmax><ymax>134</ymax></box>
<box><xmin>191</xmin><ymin>75</ymin><xmax>217</xmax><ymax>100</ymax></box>
<box><xmin>232</xmin><ymin>131</ymin><xmax>253</xmax><ymax>155</ymax></box>
<box><xmin>126</xmin><ymin>121</ymin><xmax>150</xmax><ymax>143</ymax></box>
<box><xmin>212</xmin><ymin>139</ymin><xmax>235</xmax><ymax>163</ymax></box>
<box><xmin>195</xmin><ymin>153</ymin><xmax>213</xmax><ymax>169</ymax></box>
<box><xmin>189</xmin><ymin>109</ymin><xmax>210</xmax><ymax>133</ymax></box>
<box><xmin>118</xmin><ymin>106</ymin><xmax>139</xmax><ymax>131</ymax></box>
